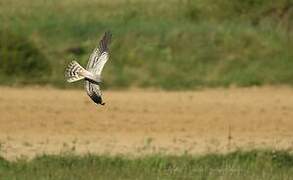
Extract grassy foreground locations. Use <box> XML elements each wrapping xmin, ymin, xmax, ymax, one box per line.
<box><xmin>0</xmin><ymin>150</ymin><xmax>293</xmax><ymax>179</ymax></box>
<box><xmin>0</xmin><ymin>0</ymin><xmax>292</xmax><ymax>89</ymax></box>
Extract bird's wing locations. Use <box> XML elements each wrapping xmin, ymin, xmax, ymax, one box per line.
<box><xmin>85</xmin><ymin>81</ymin><xmax>104</xmax><ymax>105</ymax></box>
<box><xmin>86</xmin><ymin>47</ymin><xmax>99</xmax><ymax>70</ymax></box>
<box><xmin>92</xmin><ymin>52</ymin><xmax>109</xmax><ymax>76</ymax></box>
<box><xmin>87</xmin><ymin>31</ymin><xmax>112</xmax><ymax>75</ymax></box>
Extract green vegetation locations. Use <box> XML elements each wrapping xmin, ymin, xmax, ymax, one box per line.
<box><xmin>0</xmin><ymin>29</ymin><xmax>51</xmax><ymax>85</ymax></box>
<box><xmin>0</xmin><ymin>0</ymin><xmax>292</xmax><ymax>89</ymax></box>
<box><xmin>0</xmin><ymin>150</ymin><xmax>292</xmax><ymax>179</ymax></box>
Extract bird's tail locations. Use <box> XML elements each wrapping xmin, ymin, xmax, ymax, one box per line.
<box><xmin>65</xmin><ymin>61</ymin><xmax>86</xmax><ymax>83</ymax></box>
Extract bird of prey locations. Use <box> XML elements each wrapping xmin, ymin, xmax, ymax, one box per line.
<box><xmin>65</xmin><ymin>31</ymin><xmax>112</xmax><ymax>106</ymax></box>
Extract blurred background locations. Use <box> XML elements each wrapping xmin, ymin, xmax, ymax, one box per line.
<box><xmin>0</xmin><ymin>0</ymin><xmax>292</xmax><ymax>89</ymax></box>
<box><xmin>1</xmin><ymin>0</ymin><xmax>293</xmax><ymax>165</ymax></box>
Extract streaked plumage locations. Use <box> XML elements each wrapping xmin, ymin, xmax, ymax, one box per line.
<box><xmin>65</xmin><ymin>61</ymin><xmax>86</xmax><ymax>83</ymax></box>
<box><xmin>65</xmin><ymin>31</ymin><xmax>112</xmax><ymax>106</ymax></box>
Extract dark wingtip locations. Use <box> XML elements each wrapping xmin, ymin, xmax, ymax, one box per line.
<box><xmin>99</xmin><ymin>31</ymin><xmax>112</xmax><ymax>53</ymax></box>
<box><xmin>105</xmin><ymin>30</ymin><xmax>112</xmax><ymax>37</ymax></box>
<box><xmin>104</xmin><ymin>30</ymin><xmax>112</xmax><ymax>44</ymax></box>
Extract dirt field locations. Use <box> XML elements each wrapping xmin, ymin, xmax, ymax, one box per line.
<box><xmin>0</xmin><ymin>86</ymin><xmax>293</xmax><ymax>160</ymax></box>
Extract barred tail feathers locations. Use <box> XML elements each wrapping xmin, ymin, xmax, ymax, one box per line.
<box><xmin>65</xmin><ymin>61</ymin><xmax>86</xmax><ymax>83</ymax></box>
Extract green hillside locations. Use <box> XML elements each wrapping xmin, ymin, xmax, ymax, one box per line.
<box><xmin>0</xmin><ymin>0</ymin><xmax>292</xmax><ymax>89</ymax></box>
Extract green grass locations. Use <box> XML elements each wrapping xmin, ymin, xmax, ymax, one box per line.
<box><xmin>0</xmin><ymin>150</ymin><xmax>292</xmax><ymax>179</ymax></box>
<box><xmin>0</xmin><ymin>0</ymin><xmax>292</xmax><ymax>89</ymax></box>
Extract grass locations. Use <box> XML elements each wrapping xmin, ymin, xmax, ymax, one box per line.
<box><xmin>0</xmin><ymin>150</ymin><xmax>292</xmax><ymax>179</ymax></box>
<box><xmin>0</xmin><ymin>0</ymin><xmax>292</xmax><ymax>89</ymax></box>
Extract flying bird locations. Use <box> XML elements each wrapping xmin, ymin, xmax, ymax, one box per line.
<box><xmin>65</xmin><ymin>31</ymin><xmax>112</xmax><ymax>106</ymax></box>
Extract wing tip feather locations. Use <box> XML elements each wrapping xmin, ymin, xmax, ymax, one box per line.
<box><xmin>99</xmin><ymin>31</ymin><xmax>112</xmax><ymax>53</ymax></box>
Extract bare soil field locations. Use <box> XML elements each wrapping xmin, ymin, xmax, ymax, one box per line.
<box><xmin>0</xmin><ymin>86</ymin><xmax>293</xmax><ymax>160</ymax></box>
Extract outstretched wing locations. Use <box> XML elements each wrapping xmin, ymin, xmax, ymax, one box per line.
<box><xmin>86</xmin><ymin>31</ymin><xmax>112</xmax><ymax>75</ymax></box>
<box><xmin>86</xmin><ymin>47</ymin><xmax>99</xmax><ymax>70</ymax></box>
<box><xmin>85</xmin><ymin>81</ymin><xmax>104</xmax><ymax>105</ymax></box>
